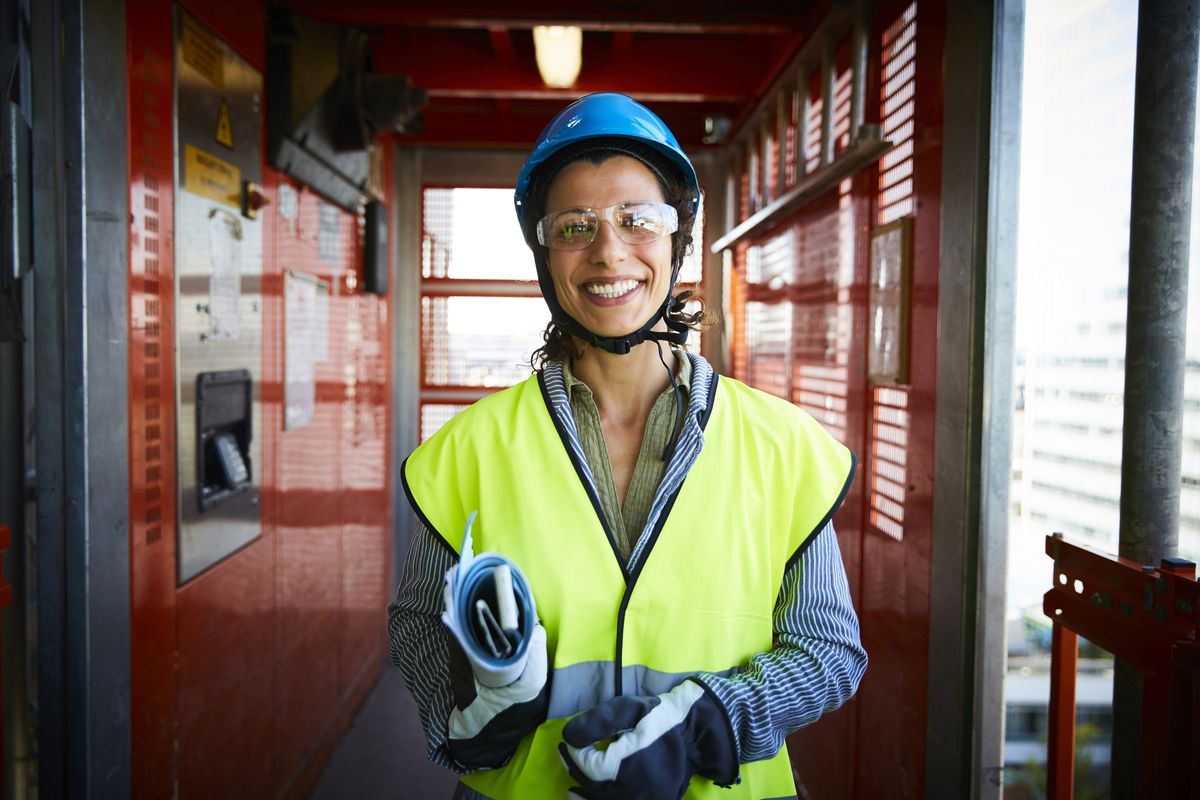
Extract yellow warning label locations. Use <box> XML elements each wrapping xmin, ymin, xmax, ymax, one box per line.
<box><xmin>180</xmin><ymin>14</ymin><xmax>224</xmax><ymax>89</ymax></box>
<box><xmin>184</xmin><ymin>143</ymin><xmax>240</xmax><ymax>207</ymax></box>
<box><xmin>215</xmin><ymin>99</ymin><xmax>234</xmax><ymax>150</ymax></box>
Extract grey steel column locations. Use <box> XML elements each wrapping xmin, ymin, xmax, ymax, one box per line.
<box><xmin>32</xmin><ymin>0</ymin><xmax>130</xmax><ymax>795</ymax></box>
<box><xmin>391</xmin><ymin>146</ymin><xmax>422</xmax><ymax>579</ymax></box>
<box><xmin>1113</xmin><ymin>1</ymin><xmax>1200</xmax><ymax>796</ymax></box>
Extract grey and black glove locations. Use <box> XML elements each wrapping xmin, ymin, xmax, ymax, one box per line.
<box><xmin>445</xmin><ymin>622</ymin><xmax>549</xmax><ymax>768</ymax></box>
<box><xmin>558</xmin><ymin>678</ymin><xmax>738</xmax><ymax>800</ymax></box>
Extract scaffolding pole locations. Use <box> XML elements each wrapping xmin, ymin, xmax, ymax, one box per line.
<box><xmin>1114</xmin><ymin>1</ymin><xmax>1200</xmax><ymax>796</ymax></box>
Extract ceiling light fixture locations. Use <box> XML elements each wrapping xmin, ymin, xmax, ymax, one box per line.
<box><xmin>533</xmin><ymin>26</ymin><xmax>582</xmax><ymax>89</ymax></box>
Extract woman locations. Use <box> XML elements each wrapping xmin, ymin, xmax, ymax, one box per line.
<box><xmin>390</xmin><ymin>93</ymin><xmax>867</xmax><ymax>800</ymax></box>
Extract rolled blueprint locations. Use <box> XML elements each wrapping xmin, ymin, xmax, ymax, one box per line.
<box><xmin>441</xmin><ymin>511</ymin><xmax>538</xmax><ymax>688</ymax></box>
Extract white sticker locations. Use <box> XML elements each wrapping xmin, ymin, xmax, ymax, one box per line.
<box><xmin>284</xmin><ymin>269</ymin><xmax>318</xmax><ymax>430</ymax></box>
<box><xmin>208</xmin><ymin>209</ymin><xmax>242</xmax><ymax>341</ymax></box>
<box><xmin>278</xmin><ymin>183</ymin><xmax>299</xmax><ymax>236</ymax></box>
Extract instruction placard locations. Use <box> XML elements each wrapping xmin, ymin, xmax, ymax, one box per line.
<box><xmin>208</xmin><ymin>209</ymin><xmax>242</xmax><ymax>341</ymax></box>
<box><xmin>284</xmin><ymin>270</ymin><xmax>327</xmax><ymax>430</ymax></box>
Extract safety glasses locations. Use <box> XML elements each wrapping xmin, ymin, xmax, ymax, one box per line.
<box><xmin>536</xmin><ymin>201</ymin><xmax>678</xmax><ymax>251</ymax></box>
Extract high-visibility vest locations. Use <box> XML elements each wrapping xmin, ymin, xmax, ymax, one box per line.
<box><xmin>404</xmin><ymin>370</ymin><xmax>855</xmax><ymax>800</ymax></box>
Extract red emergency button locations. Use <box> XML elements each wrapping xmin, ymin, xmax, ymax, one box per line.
<box><xmin>241</xmin><ymin>180</ymin><xmax>270</xmax><ymax>220</ymax></box>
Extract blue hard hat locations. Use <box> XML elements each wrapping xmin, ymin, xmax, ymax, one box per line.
<box><xmin>514</xmin><ymin>93</ymin><xmax>700</xmax><ymax>232</ymax></box>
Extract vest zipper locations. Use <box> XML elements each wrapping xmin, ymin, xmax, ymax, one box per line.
<box><xmin>612</xmin><ymin>375</ymin><xmax>719</xmax><ymax>697</ymax></box>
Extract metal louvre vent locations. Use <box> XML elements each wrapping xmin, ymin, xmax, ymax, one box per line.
<box><xmin>833</xmin><ymin>65</ymin><xmax>854</xmax><ymax>157</ymax></box>
<box><xmin>869</xmin><ymin>385</ymin><xmax>910</xmax><ymax>540</ymax></box>
<box><xmin>791</xmin><ymin>184</ymin><xmax>852</xmax><ymax>441</ymax></box>
<box><xmin>805</xmin><ymin>71</ymin><xmax>825</xmax><ymax>175</ymax></box>
<box><xmin>879</xmin><ymin>2</ymin><xmax>917</xmax><ymax>224</ymax></box>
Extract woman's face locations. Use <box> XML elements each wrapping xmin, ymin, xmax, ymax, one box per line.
<box><xmin>543</xmin><ymin>156</ymin><xmax>673</xmax><ymax>339</ymax></box>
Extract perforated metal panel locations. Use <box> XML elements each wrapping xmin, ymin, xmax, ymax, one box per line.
<box><xmin>421</xmin><ymin>295</ymin><xmax>545</xmax><ymax>389</ymax></box>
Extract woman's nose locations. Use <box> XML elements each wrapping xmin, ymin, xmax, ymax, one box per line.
<box><xmin>588</xmin><ymin>220</ymin><xmax>629</xmax><ymax>266</ymax></box>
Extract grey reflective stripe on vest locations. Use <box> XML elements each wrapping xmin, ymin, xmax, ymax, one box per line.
<box><xmin>457</xmin><ymin>781</ymin><xmax>795</xmax><ymax>800</ymax></box>
<box><xmin>547</xmin><ymin>661</ymin><xmax>738</xmax><ymax>719</ymax></box>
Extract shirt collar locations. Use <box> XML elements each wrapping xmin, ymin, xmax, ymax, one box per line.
<box><xmin>562</xmin><ymin>349</ymin><xmax>693</xmax><ymax>397</ymax></box>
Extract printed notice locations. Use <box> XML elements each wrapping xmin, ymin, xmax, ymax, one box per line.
<box><xmin>318</xmin><ymin>201</ymin><xmax>340</xmax><ymax>264</ymax></box>
<box><xmin>285</xmin><ymin>270</ymin><xmax>318</xmax><ymax>430</ymax></box>
<box><xmin>185</xmin><ymin>143</ymin><xmax>240</xmax><ymax>207</ymax></box>
<box><xmin>180</xmin><ymin>14</ymin><xmax>224</xmax><ymax>88</ymax></box>
<box><xmin>209</xmin><ymin>209</ymin><xmax>242</xmax><ymax>341</ymax></box>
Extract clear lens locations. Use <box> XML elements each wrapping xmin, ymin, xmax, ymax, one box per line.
<box><xmin>537</xmin><ymin>202</ymin><xmax>678</xmax><ymax>251</ymax></box>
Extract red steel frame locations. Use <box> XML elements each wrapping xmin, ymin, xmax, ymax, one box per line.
<box><xmin>1043</xmin><ymin>533</ymin><xmax>1199</xmax><ymax>800</ymax></box>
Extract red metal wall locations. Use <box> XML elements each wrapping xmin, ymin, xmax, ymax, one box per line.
<box><xmin>728</xmin><ymin>1</ymin><xmax>944</xmax><ymax>797</ymax></box>
<box><xmin>127</xmin><ymin>2</ymin><xmax>394</xmax><ymax>797</ymax></box>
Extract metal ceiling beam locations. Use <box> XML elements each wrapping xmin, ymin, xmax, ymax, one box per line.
<box><xmin>400</xmin><ymin>100</ymin><xmax>737</xmax><ymax>148</ymax></box>
<box><xmin>372</xmin><ymin>30</ymin><xmax>780</xmax><ymax>102</ymax></box>
<box><xmin>283</xmin><ymin>2</ymin><xmax>813</xmax><ymax>34</ymax></box>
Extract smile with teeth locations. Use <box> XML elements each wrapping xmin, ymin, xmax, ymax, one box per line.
<box><xmin>583</xmin><ymin>279</ymin><xmax>642</xmax><ymax>299</ymax></box>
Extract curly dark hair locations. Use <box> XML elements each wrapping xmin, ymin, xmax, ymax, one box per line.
<box><xmin>521</xmin><ymin>140</ymin><xmax>716</xmax><ymax>368</ymax></box>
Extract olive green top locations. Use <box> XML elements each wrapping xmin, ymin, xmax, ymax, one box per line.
<box><xmin>562</xmin><ymin>351</ymin><xmax>692</xmax><ymax>565</ymax></box>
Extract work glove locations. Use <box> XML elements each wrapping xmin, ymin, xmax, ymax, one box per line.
<box><xmin>446</xmin><ymin>622</ymin><xmax>549</xmax><ymax>769</ymax></box>
<box><xmin>558</xmin><ymin>678</ymin><xmax>739</xmax><ymax>800</ymax></box>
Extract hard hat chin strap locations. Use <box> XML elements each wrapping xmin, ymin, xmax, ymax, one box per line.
<box><xmin>557</xmin><ymin>311</ymin><xmax>688</xmax><ymax>356</ymax></box>
<box><xmin>540</xmin><ymin>262</ymin><xmax>691</xmax><ymax>357</ymax></box>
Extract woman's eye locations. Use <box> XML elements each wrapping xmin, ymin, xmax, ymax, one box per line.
<box><xmin>557</xmin><ymin>220</ymin><xmax>592</xmax><ymax>242</ymax></box>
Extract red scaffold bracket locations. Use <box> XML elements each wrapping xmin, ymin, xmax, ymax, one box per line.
<box><xmin>0</xmin><ymin>523</ymin><xmax>10</xmax><ymax>783</ymax></box>
<box><xmin>1043</xmin><ymin>533</ymin><xmax>1198</xmax><ymax>800</ymax></box>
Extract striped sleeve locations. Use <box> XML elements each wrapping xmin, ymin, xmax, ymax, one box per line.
<box><xmin>387</xmin><ymin>521</ymin><xmax>475</xmax><ymax>774</ymax></box>
<box><xmin>694</xmin><ymin>521</ymin><xmax>868</xmax><ymax>764</ymax></box>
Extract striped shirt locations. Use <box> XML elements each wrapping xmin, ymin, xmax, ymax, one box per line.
<box><xmin>388</xmin><ymin>351</ymin><xmax>868</xmax><ymax>777</ymax></box>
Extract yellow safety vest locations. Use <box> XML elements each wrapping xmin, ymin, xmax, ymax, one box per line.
<box><xmin>403</xmin><ymin>370</ymin><xmax>854</xmax><ymax>800</ymax></box>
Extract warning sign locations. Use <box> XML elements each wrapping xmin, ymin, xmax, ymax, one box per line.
<box><xmin>215</xmin><ymin>99</ymin><xmax>234</xmax><ymax>150</ymax></box>
<box><xmin>184</xmin><ymin>143</ymin><xmax>241</xmax><ymax>207</ymax></box>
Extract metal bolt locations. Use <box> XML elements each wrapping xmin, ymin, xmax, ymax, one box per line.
<box><xmin>199</xmin><ymin>333</ymin><xmax>208</xmax><ymax>342</ymax></box>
